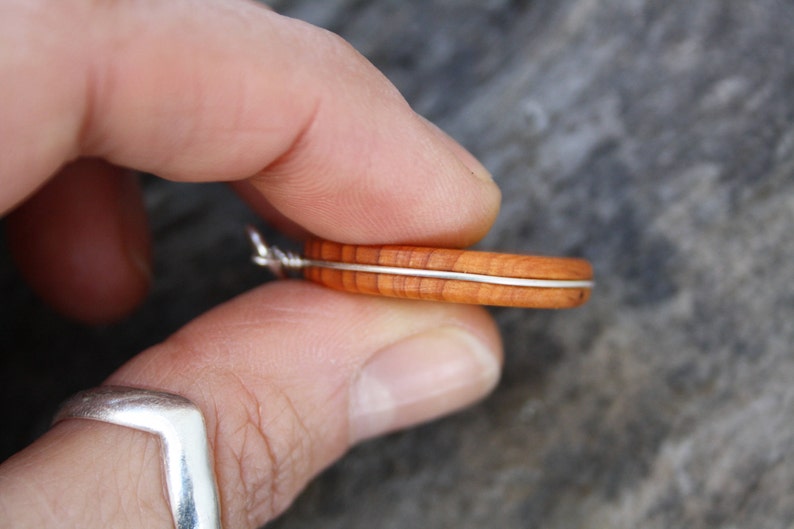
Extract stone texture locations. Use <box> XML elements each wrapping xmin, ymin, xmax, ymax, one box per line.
<box><xmin>2</xmin><ymin>0</ymin><xmax>794</xmax><ymax>527</ymax></box>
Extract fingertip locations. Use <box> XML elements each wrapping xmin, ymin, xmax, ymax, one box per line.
<box><xmin>417</xmin><ymin>116</ymin><xmax>492</xmax><ymax>183</ymax></box>
<box><xmin>5</xmin><ymin>159</ymin><xmax>151</xmax><ymax>325</ymax></box>
<box><xmin>416</xmin><ymin>116</ymin><xmax>502</xmax><ymax>245</ymax></box>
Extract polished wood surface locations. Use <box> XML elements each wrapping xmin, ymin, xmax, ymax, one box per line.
<box><xmin>303</xmin><ymin>239</ymin><xmax>593</xmax><ymax>309</ymax></box>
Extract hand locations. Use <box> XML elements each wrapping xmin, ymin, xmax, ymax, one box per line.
<box><xmin>0</xmin><ymin>1</ymin><xmax>502</xmax><ymax>528</ymax></box>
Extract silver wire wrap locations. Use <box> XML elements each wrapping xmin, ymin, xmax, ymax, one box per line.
<box><xmin>247</xmin><ymin>226</ymin><xmax>305</xmax><ymax>278</ymax></box>
<box><xmin>54</xmin><ymin>387</ymin><xmax>222</xmax><ymax>529</ymax></box>
<box><xmin>247</xmin><ymin>226</ymin><xmax>594</xmax><ymax>289</ymax></box>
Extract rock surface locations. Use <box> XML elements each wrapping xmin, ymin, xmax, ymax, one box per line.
<box><xmin>3</xmin><ymin>0</ymin><xmax>794</xmax><ymax>527</ymax></box>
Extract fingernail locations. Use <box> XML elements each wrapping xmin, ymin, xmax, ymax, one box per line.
<box><xmin>349</xmin><ymin>326</ymin><xmax>501</xmax><ymax>442</ymax></box>
<box><xmin>420</xmin><ymin>117</ymin><xmax>494</xmax><ymax>183</ymax></box>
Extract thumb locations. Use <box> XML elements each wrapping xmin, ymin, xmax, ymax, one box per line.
<box><xmin>0</xmin><ymin>282</ymin><xmax>501</xmax><ymax>528</ymax></box>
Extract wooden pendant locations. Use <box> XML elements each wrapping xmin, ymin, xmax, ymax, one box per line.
<box><xmin>248</xmin><ymin>228</ymin><xmax>593</xmax><ymax>309</ymax></box>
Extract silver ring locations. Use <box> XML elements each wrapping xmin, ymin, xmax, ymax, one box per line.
<box><xmin>53</xmin><ymin>386</ymin><xmax>223</xmax><ymax>529</ymax></box>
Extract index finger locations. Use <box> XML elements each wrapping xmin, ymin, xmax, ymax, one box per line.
<box><xmin>1</xmin><ymin>0</ymin><xmax>500</xmax><ymax>246</ymax></box>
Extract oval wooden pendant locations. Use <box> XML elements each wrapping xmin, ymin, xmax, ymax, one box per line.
<box><xmin>247</xmin><ymin>228</ymin><xmax>593</xmax><ymax>309</ymax></box>
<box><xmin>302</xmin><ymin>240</ymin><xmax>592</xmax><ymax>309</ymax></box>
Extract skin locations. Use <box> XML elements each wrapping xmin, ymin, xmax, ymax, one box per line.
<box><xmin>0</xmin><ymin>1</ymin><xmax>503</xmax><ymax>528</ymax></box>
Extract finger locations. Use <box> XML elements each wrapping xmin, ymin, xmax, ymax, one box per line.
<box><xmin>0</xmin><ymin>282</ymin><xmax>502</xmax><ymax>528</ymax></box>
<box><xmin>4</xmin><ymin>158</ymin><xmax>151</xmax><ymax>324</ymax></box>
<box><xmin>231</xmin><ymin>180</ymin><xmax>309</xmax><ymax>240</ymax></box>
<box><xmin>2</xmin><ymin>0</ymin><xmax>499</xmax><ymax>246</ymax></box>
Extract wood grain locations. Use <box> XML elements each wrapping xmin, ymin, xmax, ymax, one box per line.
<box><xmin>303</xmin><ymin>239</ymin><xmax>593</xmax><ymax>309</ymax></box>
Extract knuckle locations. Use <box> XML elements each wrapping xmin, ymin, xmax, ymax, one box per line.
<box><xmin>211</xmin><ymin>374</ymin><xmax>314</xmax><ymax>527</ymax></box>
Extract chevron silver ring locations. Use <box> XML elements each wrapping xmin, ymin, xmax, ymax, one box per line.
<box><xmin>54</xmin><ymin>386</ymin><xmax>222</xmax><ymax>529</ymax></box>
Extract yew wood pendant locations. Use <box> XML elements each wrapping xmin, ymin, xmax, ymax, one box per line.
<box><xmin>247</xmin><ymin>227</ymin><xmax>593</xmax><ymax>309</ymax></box>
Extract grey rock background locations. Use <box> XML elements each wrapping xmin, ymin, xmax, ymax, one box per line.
<box><xmin>2</xmin><ymin>0</ymin><xmax>794</xmax><ymax>527</ymax></box>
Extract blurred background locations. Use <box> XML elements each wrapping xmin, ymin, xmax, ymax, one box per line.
<box><xmin>2</xmin><ymin>0</ymin><xmax>794</xmax><ymax>527</ymax></box>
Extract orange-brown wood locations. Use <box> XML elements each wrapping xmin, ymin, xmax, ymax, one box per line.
<box><xmin>303</xmin><ymin>239</ymin><xmax>593</xmax><ymax>309</ymax></box>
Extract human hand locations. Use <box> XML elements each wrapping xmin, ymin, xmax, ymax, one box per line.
<box><xmin>0</xmin><ymin>1</ymin><xmax>502</xmax><ymax>527</ymax></box>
